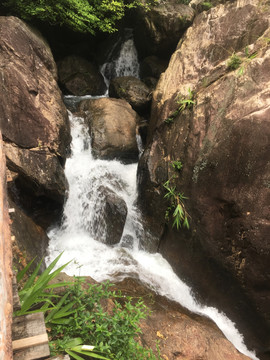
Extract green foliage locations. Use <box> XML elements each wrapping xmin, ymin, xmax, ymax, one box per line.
<box><xmin>15</xmin><ymin>253</ymin><xmax>72</xmax><ymax>316</ymax></box>
<box><xmin>164</xmin><ymin>88</ymin><xmax>195</xmax><ymax>124</ymax></box>
<box><xmin>16</xmin><ymin>256</ymin><xmax>159</xmax><ymax>360</ymax></box>
<box><xmin>227</xmin><ymin>53</ymin><xmax>242</xmax><ymax>70</ymax></box>
<box><xmin>2</xmin><ymin>0</ymin><xmax>154</xmax><ymax>34</ymax></box>
<box><xmin>171</xmin><ymin>160</ymin><xmax>183</xmax><ymax>172</ymax></box>
<box><xmin>202</xmin><ymin>2</ymin><xmax>213</xmax><ymax>9</ymax></box>
<box><xmin>163</xmin><ymin>179</ymin><xmax>190</xmax><ymax>230</ymax></box>
<box><xmin>48</xmin><ymin>280</ymin><xmax>158</xmax><ymax>359</ymax></box>
<box><xmin>227</xmin><ymin>48</ymin><xmax>258</xmax><ymax>75</ymax></box>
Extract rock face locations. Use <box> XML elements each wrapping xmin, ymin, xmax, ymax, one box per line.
<box><xmin>109</xmin><ymin>76</ymin><xmax>151</xmax><ymax>114</ymax></box>
<box><xmin>0</xmin><ymin>16</ymin><xmax>70</xmax><ymax>215</ymax></box>
<box><xmin>57</xmin><ymin>55</ymin><xmax>106</xmax><ymax>96</ymax></box>
<box><xmin>9</xmin><ymin>198</ymin><xmax>49</xmax><ymax>272</ymax></box>
<box><xmin>138</xmin><ymin>0</ymin><xmax>270</xmax><ymax>356</ymax></box>
<box><xmin>79</xmin><ymin>98</ymin><xmax>139</xmax><ymax>162</ymax></box>
<box><xmin>133</xmin><ymin>0</ymin><xmax>195</xmax><ymax>57</ymax></box>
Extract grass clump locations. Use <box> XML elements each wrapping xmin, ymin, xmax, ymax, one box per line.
<box><xmin>164</xmin><ymin>88</ymin><xmax>195</xmax><ymax>124</ymax></box>
<box><xmin>163</xmin><ymin>178</ymin><xmax>190</xmax><ymax>230</ymax></box>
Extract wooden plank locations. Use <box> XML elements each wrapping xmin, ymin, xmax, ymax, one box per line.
<box><xmin>13</xmin><ymin>333</ymin><xmax>48</xmax><ymax>351</ymax></box>
<box><xmin>0</xmin><ymin>130</ymin><xmax>13</xmax><ymax>359</ymax></box>
<box><xmin>12</xmin><ymin>313</ymin><xmax>50</xmax><ymax>360</ymax></box>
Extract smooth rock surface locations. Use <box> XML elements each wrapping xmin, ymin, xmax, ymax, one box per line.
<box><xmin>109</xmin><ymin>76</ymin><xmax>151</xmax><ymax>114</ymax></box>
<box><xmin>79</xmin><ymin>98</ymin><xmax>139</xmax><ymax>162</ymax></box>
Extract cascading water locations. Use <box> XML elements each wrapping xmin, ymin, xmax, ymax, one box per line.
<box><xmin>46</xmin><ymin>35</ymin><xmax>259</xmax><ymax>360</ymax></box>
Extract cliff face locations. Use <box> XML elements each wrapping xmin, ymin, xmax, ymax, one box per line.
<box><xmin>138</xmin><ymin>0</ymin><xmax>270</xmax><ymax>356</ymax></box>
<box><xmin>0</xmin><ymin>16</ymin><xmax>71</xmax><ymax>266</ymax></box>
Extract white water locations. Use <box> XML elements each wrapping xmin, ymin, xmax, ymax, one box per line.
<box><xmin>46</xmin><ymin>35</ymin><xmax>259</xmax><ymax>360</ymax></box>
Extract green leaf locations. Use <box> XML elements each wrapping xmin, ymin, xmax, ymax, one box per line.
<box><xmin>16</xmin><ymin>257</ymin><xmax>36</xmax><ymax>283</ymax></box>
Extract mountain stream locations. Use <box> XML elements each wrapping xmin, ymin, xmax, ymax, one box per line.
<box><xmin>46</xmin><ymin>35</ymin><xmax>258</xmax><ymax>360</ymax></box>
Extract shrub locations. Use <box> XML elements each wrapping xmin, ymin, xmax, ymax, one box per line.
<box><xmin>2</xmin><ymin>0</ymin><xmax>157</xmax><ymax>34</ymax></box>
<box><xmin>16</xmin><ymin>255</ymin><xmax>159</xmax><ymax>360</ymax></box>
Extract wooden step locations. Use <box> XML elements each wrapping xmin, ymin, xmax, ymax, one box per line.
<box><xmin>12</xmin><ymin>312</ymin><xmax>50</xmax><ymax>360</ymax></box>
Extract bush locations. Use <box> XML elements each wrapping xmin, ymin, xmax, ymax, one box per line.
<box><xmin>2</xmin><ymin>0</ymin><xmax>157</xmax><ymax>34</ymax></box>
<box><xmin>16</xmin><ymin>255</ymin><xmax>159</xmax><ymax>360</ymax></box>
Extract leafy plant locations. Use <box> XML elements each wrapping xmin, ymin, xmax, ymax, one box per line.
<box><xmin>227</xmin><ymin>53</ymin><xmax>242</xmax><ymax>70</ymax></box>
<box><xmin>16</xmin><ymin>257</ymin><xmax>160</xmax><ymax>359</ymax></box>
<box><xmin>163</xmin><ymin>179</ymin><xmax>190</xmax><ymax>229</ymax></box>
<box><xmin>227</xmin><ymin>48</ymin><xmax>258</xmax><ymax>75</ymax></box>
<box><xmin>171</xmin><ymin>160</ymin><xmax>183</xmax><ymax>172</ymax></box>
<box><xmin>48</xmin><ymin>280</ymin><xmax>158</xmax><ymax>360</ymax></box>
<box><xmin>164</xmin><ymin>88</ymin><xmax>195</xmax><ymax>124</ymax></box>
<box><xmin>2</xmin><ymin>0</ymin><xmax>155</xmax><ymax>34</ymax></box>
<box><xmin>15</xmin><ymin>253</ymin><xmax>72</xmax><ymax>316</ymax></box>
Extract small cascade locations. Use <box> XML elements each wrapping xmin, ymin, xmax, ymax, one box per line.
<box><xmin>100</xmin><ymin>29</ymin><xmax>140</xmax><ymax>87</ymax></box>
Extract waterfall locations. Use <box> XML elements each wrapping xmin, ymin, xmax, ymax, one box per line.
<box><xmin>100</xmin><ymin>29</ymin><xmax>140</xmax><ymax>87</ymax></box>
<box><xmin>46</xmin><ymin>35</ymin><xmax>259</xmax><ymax>360</ymax></box>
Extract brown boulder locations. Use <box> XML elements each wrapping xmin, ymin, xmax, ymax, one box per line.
<box><xmin>99</xmin><ymin>186</ymin><xmax>127</xmax><ymax>246</ymax></box>
<box><xmin>57</xmin><ymin>55</ymin><xmax>106</xmax><ymax>96</ymax></box>
<box><xmin>109</xmin><ymin>76</ymin><xmax>151</xmax><ymax>114</ymax></box>
<box><xmin>138</xmin><ymin>0</ymin><xmax>270</xmax><ymax>355</ymax></box>
<box><xmin>79</xmin><ymin>98</ymin><xmax>139</xmax><ymax>162</ymax></box>
<box><xmin>115</xmin><ymin>278</ymin><xmax>252</xmax><ymax>360</ymax></box>
<box><xmin>0</xmin><ymin>17</ymin><xmax>70</xmax><ymax>210</ymax></box>
<box><xmin>9</xmin><ymin>198</ymin><xmax>49</xmax><ymax>272</ymax></box>
<box><xmin>133</xmin><ymin>0</ymin><xmax>195</xmax><ymax>57</ymax></box>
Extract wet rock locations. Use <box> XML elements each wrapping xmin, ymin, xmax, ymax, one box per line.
<box><xmin>133</xmin><ymin>0</ymin><xmax>195</xmax><ymax>57</ymax></box>
<box><xmin>138</xmin><ymin>0</ymin><xmax>270</xmax><ymax>354</ymax></box>
<box><xmin>9</xmin><ymin>198</ymin><xmax>49</xmax><ymax>272</ymax></box>
<box><xmin>101</xmin><ymin>186</ymin><xmax>127</xmax><ymax>246</ymax></box>
<box><xmin>79</xmin><ymin>97</ymin><xmax>139</xmax><ymax>162</ymax></box>
<box><xmin>57</xmin><ymin>55</ymin><xmax>106</xmax><ymax>96</ymax></box>
<box><xmin>109</xmin><ymin>76</ymin><xmax>151</xmax><ymax>115</ymax></box>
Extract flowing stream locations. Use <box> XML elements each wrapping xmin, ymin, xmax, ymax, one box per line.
<box><xmin>46</xmin><ymin>35</ymin><xmax>259</xmax><ymax>360</ymax></box>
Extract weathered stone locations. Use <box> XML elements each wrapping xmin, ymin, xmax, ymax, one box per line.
<box><xmin>57</xmin><ymin>55</ymin><xmax>106</xmax><ymax>96</ymax></box>
<box><xmin>4</xmin><ymin>143</ymin><xmax>67</xmax><ymax>204</ymax></box>
<box><xmin>100</xmin><ymin>186</ymin><xmax>127</xmax><ymax>246</ymax></box>
<box><xmin>109</xmin><ymin>76</ymin><xmax>151</xmax><ymax>114</ymax></box>
<box><xmin>0</xmin><ymin>16</ymin><xmax>70</xmax><ymax>211</ymax></box>
<box><xmin>138</xmin><ymin>0</ymin><xmax>270</xmax><ymax>355</ymax></box>
<box><xmin>133</xmin><ymin>0</ymin><xmax>195</xmax><ymax>57</ymax></box>
<box><xmin>79</xmin><ymin>97</ymin><xmax>139</xmax><ymax>162</ymax></box>
<box><xmin>9</xmin><ymin>198</ymin><xmax>49</xmax><ymax>272</ymax></box>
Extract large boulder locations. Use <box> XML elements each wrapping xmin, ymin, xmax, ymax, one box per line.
<box><xmin>99</xmin><ymin>186</ymin><xmax>127</xmax><ymax>246</ymax></box>
<box><xmin>0</xmin><ymin>16</ymin><xmax>70</xmax><ymax>214</ymax></box>
<box><xmin>57</xmin><ymin>55</ymin><xmax>106</xmax><ymax>96</ymax></box>
<box><xmin>79</xmin><ymin>98</ymin><xmax>139</xmax><ymax>162</ymax></box>
<box><xmin>138</xmin><ymin>0</ymin><xmax>270</xmax><ymax>356</ymax></box>
<box><xmin>133</xmin><ymin>0</ymin><xmax>195</xmax><ymax>58</ymax></box>
<box><xmin>109</xmin><ymin>76</ymin><xmax>151</xmax><ymax>115</ymax></box>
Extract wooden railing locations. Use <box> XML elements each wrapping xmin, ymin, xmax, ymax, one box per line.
<box><xmin>0</xmin><ymin>130</ymin><xmax>13</xmax><ymax>360</ymax></box>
